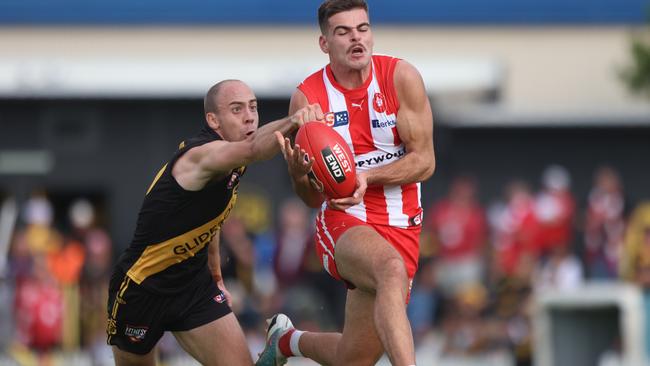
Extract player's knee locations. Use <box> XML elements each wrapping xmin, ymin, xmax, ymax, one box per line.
<box><xmin>378</xmin><ymin>256</ymin><xmax>408</xmax><ymax>287</ymax></box>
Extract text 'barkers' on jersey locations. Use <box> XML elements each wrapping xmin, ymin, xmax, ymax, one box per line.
<box><xmin>371</xmin><ymin>119</ymin><xmax>396</xmax><ymax>128</ymax></box>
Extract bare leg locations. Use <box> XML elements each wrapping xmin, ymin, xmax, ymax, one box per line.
<box><xmin>291</xmin><ymin>288</ymin><xmax>383</xmax><ymax>366</ymax></box>
<box><xmin>296</xmin><ymin>332</ymin><xmax>341</xmax><ymax>365</ymax></box>
<box><xmin>335</xmin><ymin>226</ymin><xmax>415</xmax><ymax>366</ymax></box>
<box><xmin>112</xmin><ymin>347</ymin><xmax>156</xmax><ymax>366</ymax></box>
<box><xmin>334</xmin><ymin>289</ymin><xmax>385</xmax><ymax>365</ymax></box>
<box><xmin>173</xmin><ymin>313</ymin><xmax>253</xmax><ymax>366</ymax></box>
<box><xmin>257</xmin><ymin>226</ymin><xmax>414</xmax><ymax>366</ymax></box>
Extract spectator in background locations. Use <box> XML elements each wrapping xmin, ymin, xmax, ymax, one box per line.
<box><xmin>484</xmin><ymin>180</ymin><xmax>537</xmax><ymax>366</ymax></box>
<box><xmin>628</xmin><ymin>226</ymin><xmax>650</xmax><ymax>360</ymax></box>
<box><xmin>620</xmin><ymin>202</ymin><xmax>650</xmax><ymax>358</ymax></box>
<box><xmin>66</xmin><ymin>199</ymin><xmax>113</xmax><ymax>361</ymax></box>
<box><xmin>273</xmin><ymin>198</ymin><xmax>312</xmax><ymax>286</ymax></box>
<box><xmin>584</xmin><ymin>166</ymin><xmax>626</xmax><ymax>279</ymax></box>
<box><xmin>427</xmin><ymin>175</ymin><xmax>487</xmax><ymax>297</ymax></box>
<box><xmin>14</xmin><ymin>254</ymin><xmax>63</xmax><ymax>355</ymax></box>
<box><xmin>225</xmin><ymin>191</ymin><xmax>277</xmax><ymax>329</ymax></box>
<box><xmin>532</xmin><ymin>165</ymin><xmax>583</xmax><ymax>292</ymax></box>
<box><xmin>489</xmin><ymin>258</ymin><xmax>534</xmax><ymax>366</ymax></box>
<box><xmin>48</xmin><ymin>240</ymin><xmax>84</xmax><ymax>353</ymax></box>
<box><xmin>20</xmin><ymin>192</ymin><xmax>62</xmax><ymax>256</ymax></box>
<box><xmin>534</xmin><ymin>243</ymin><xmax>584</xmax><ymax>292</ymax></box>
<box><xmin>489</xmin><ymin>180</ymin><xmax>539</xmax><ymax>280</ymax></box>
<box><xmin>11</xmin><ymin>193</ymin><xmax>64</xmax><ymax>360</ymax></box>
<box><xmin>621</xmin><ymin>201</ymin><xmax>650</xmax><ymax>281</ymax></box>
<box><xmin>219</xmin><ymin>216</ymin><xmax>260</xmax><ymax>332</ymax></box>
<box><xmin>0</xmin><ymin>195</ymin><xmax>17</xmax><ymax>353</ymax></box>
<box><xmin>271</xmin><ymin>198</ymin><xmax>346</xmax><ymax>331</ymax></box>
<box><xmin>7</xmin><ymin>217</ymin><xmax>33</xmax><ymax>287</ymax></box>
<box><xmin>221</xmin><ymin>216</ymin><xmax>255</xmax><ymax>293</ymax></box>
<box><xmin>272</xmin><ymin>199</ymin><xmax>318</xmax><ymax>325</ymax></box>
<box><xmin>407</xmin><ymin>257</ymin><xmax>439</xmax><ymax>343</ymax></box>
<box><xmin>534</xmin><ymin>165</ymin><xmax>576</xmax><ymax>257</ymax></box>
<box><xmin>441</xmin><ymin>282</ymin><xmax>489</xmax><ymax>356</ymax></box>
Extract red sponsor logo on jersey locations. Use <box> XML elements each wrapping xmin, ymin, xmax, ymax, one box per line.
<box><xmin>322</xmin><ymin>111</ymin><xmax>349</xmax><ymax>127</ymax></box>
<box><xmin>324</xmin><ymin>112</ymin><xmax>335</xmax><ymax>127</ymax></box>
<box><xmin>373</xmin><ymin>93</ymin><xmax>386</xmax><ymax>113</ymax></box>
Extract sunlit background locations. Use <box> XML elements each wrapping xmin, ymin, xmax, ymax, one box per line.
<box><xmin>1</xmin><ymin>0</ymin><xmax>650</xmax><ymax>365</ymax></box>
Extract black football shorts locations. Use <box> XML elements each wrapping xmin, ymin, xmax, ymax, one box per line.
<box><xmin>106</xmin><ymin>270</ymin><xmax>231</xmax><ymax>355</ymax></box>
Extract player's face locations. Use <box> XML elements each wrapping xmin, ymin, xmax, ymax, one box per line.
<box><xmin>213</xmin><ymin>82</ymin><xmax>259</xmax><ymax>142</ymax></box>
<box><xmin>320</xmin><ymin>8</ymin><xmax>373</xmax><ymax>71</ymax></box>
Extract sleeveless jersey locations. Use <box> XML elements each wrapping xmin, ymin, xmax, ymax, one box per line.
<box><xmin>114</xmin><ymin>126</ymin><xmax>244</xmax><ymax>294</ymax></box>
<box><xmin>298</xmin><ymin>54</ymin><xmax>422</xmax><ymax>228</ymax></box>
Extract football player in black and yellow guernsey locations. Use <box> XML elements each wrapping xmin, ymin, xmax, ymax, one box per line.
<box><xmin>107</xmin><ymin>79</ymin><xmax>324</xmax><ymax>366</ymax></box>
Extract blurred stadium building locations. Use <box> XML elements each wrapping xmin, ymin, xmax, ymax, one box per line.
<box><xmin>1</xmin><ymin>0</ymin><xmax>650</xmax><ymax>365</ymax></box>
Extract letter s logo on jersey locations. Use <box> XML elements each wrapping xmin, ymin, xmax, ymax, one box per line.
<box><xmin>373</xmin><ymin>93</ymin><xmax>386</xmax><ymax>113</ymax></box>
<box><xmin>324</xmin><ymin>112</ymin><xmax>335</xmax><ymax>126</ymax></box>
<box><xmin>324</xmin><ymin>111</ymin><xmax>349</xmax><ymax>127</ymax></box>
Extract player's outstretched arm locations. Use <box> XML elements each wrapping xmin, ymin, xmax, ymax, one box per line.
<box><xmin>174</xmin><ymin>104</ymin><xmax>322</xmax><ymax>191</ymax></box>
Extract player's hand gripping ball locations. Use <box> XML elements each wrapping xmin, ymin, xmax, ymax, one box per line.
<box><xmin>295</xmin><ymin>122</ymin><xmax>357</xmax><ymax>199</ymax></box>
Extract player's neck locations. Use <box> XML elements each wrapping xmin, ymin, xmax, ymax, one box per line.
<box><xmin>330</xmin><ymin>63</ymin><xmax>371</xmax><ymax>90</ymax></box>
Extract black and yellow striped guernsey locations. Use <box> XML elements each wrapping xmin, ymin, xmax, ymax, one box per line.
<box><xmin>114</xmin><ymin>126</ymin><xmax>245</xmax><ymax>294</ymax></box>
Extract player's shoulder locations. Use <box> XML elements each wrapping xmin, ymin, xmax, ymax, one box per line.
<box><xmin>392</xmin><ymin>59</ymin><xmax>424</xmax><ymax>87</ymax></box>
<box><xmin>372</xmin><ymin>54</ymin><xmax>422</xmax><ymax>88</ymax></box>
<box><xmin>297</xmin><ymin>66</ymin><xmax>328</xmax><ymax>106</ymax></box>
<box><xmin>173</xmin><ymin>139</ymin><xmax>226</xmax><ymax>176</ymax></box>
<box><xmin>372</xmin><ymin>53</ymin><xmax>401</xmax><ymax>64</ymax></box>
<box><xmin>300</xmin><ymin>67</ymin><xmax>325</xmax><ymax>86</ymax></box>
<box><xmin>392</xmin><ymin>59</ymin><xmax>428</xmax><ymax>109</ymax></box>
<box><xmin>372</xmin><ymin>53</ymin><xmax>402</xmax><ymax>72</ymax></box>
<box><xmin>370</xmin><ymin>54</ymin><xmax>419</xmax><ymax>75</ymax></box>
<box><xmin>290</xmin><ymin>88</ymin><xmax>309</xmax><ymax>111</ymax></box>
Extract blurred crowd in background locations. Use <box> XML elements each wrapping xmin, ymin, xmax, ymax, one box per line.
<box><xmin>1</xmin><ymin>162</ymin><xmax>650</xmax><ymax>366</ymax></box>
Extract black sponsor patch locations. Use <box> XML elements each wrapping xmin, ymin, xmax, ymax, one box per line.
<box><xmin>409</xmin><ymin>211</ymin><xmax>423</xmax><ymax>227</ymax></box>
<box><xmin>125</xmin><ymin>325</ymin><xmax>148</xmax><ymax>342</ymax></box>
<box><xmin>321</xmin><ymin>146</ymin><xmax>346</xmax><ymax>183</ymax></box>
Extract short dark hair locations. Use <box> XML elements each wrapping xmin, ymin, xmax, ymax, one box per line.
<box><xmin>318</xmin><ymin>0</ymin><xmax>368</xmax><ymax>34</ymax></box>
<box><xmin>204</xmin><ymin>79</ymin><xmax>239</xmax><ymax>115</ymax></box>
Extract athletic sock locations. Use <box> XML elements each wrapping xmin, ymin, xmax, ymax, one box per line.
<box><xmin>278</xmin><ymin>329</ymin><xmax>304</xmax><ymax>357</ymax></box>
<box><xmin>289</xmin><ymin>330</ymin><xmax>304</xmax><ymax>357</ymax></box>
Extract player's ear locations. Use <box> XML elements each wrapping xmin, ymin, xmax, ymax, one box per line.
<box><xmin>319</xmin><ymin>35</ymin><xmax>329</xmax><ymax>54</ymax></box>
<box><xmin>206</xmin><ymin>112</ymin><xmax>220</xmax><ymax>131</ymax></box>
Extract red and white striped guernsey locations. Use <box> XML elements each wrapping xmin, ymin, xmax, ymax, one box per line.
<box><xmin>298</xmin><ymin>55</ymin><xmax>423</xmax><ymax>228</ymax></box>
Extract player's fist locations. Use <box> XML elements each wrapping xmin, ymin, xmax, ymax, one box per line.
<box><xmin>290</xmin><ymin>104</ymin><xmax>324</xmax><ymax>127</ymax></box>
